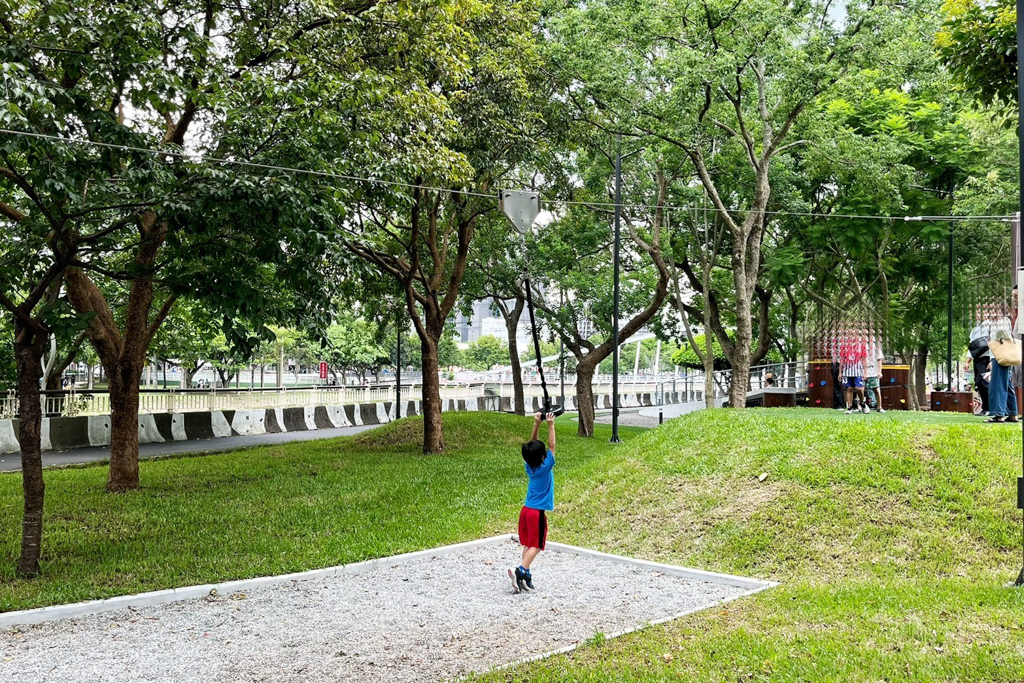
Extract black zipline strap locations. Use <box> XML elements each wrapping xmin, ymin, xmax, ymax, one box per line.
<box><xmin>523</xmin><ymin>272</ymin><xmax>551</xmax><ymax>414</ymax></box>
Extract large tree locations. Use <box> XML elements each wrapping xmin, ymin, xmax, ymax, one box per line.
<box><xmin>150</xmin><ymin>302</ymin><xmax>220</xmax><ymax>389</ymax></box>
<box><xmin>464</xmin><ymin>214</ymin><xmax>530</xmax><ymax>413</ymax></box>
<box><xmin>775</xmin><ymin>43</ymin><xmax>1016</xmax><ymax>405</ymax></box>
<box><xmin>324</xmin><ymin>315</ymin><xmax>389</xmax><ymax>385</ymax></box>
<box><xmin>0</xmin><ymin>0</ymin><xmax>389</xmax><ymax>490</ymax></box>
<box><xmin>526</xmin><ymin>143</ymin><xmax>673</xmax><ymax>436</ymax></box>
<box><xmin>331</xmin><ymin>0</ymin><xmax>543</xmax><ymax>452</ymax></box>
<box><xmin>548</xmin><ymin>0</ymin><xmax>894</xmax><ymax>408</ymax></box>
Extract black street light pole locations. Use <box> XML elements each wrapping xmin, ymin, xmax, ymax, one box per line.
<box><xmin>559</xmin><ymin>288</ymin><xmax>565</xmax><ymax>409</ymax></box>
<box><xmin>947</xmin><ymin>225</ymin><xmax>954</xmax><ymax>391</ymax></box>
<box><xmin>396</xmin><ymin>293</ymin><xmax>402</xmax><ymax>419</ymax></box>
<box><xmin>1015</xmin><ymin>0</ymin><xmax>1024</xmax><ymax>587</ymax></box>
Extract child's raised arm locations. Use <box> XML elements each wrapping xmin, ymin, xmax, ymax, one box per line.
<box><xmin>531</xmin><ymin>412</ymin><xmax>542</xmax><ymax>441</ymax></box>
<box><xmin>546</xmin><ymin>413</ymin><xmax>556</xmax><ymax>453</ymax></box>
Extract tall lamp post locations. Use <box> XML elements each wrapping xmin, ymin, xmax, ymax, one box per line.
<box><xmin>396</xmin><ymin>295</ymin><xmax>402</xmax><ymax>418</ymax></box>
<box><xmin>1015</xmin><ymin>0</ymin><xmax>1024</xmax><ymax>587</ymax></box>
<box><xmin>948</xmin><ymin>224</ymin><xmax>954</xmax><ymax>390</ymax></box>
<box><xmin>611</xmin><ymin>135</ymin><xmax>643</xmax><ymax>443</ymax></box>
<box><xmin>559</xmin><ymin>288</ymin><xmax>565</xmax><ymax>409</ymax></box>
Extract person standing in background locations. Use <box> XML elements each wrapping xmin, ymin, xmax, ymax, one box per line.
<box><xmin>969</xmin><ymin>309</ymin><xmax>992</xmax><ymax>416</ymax></box>
<box><xmin>839</xmin><ymin>327</ymin><xmax>868</xmax><ymax>415</ymax></box>
<box><xmin>863</xmin><ymin>336</ymin><xmax>886</xmax><ymax>413</ymax></box>
<box><xmin>988</xmin><ymin>290</ymin><xmax>1019</xmax><ymax>423</ymax></box>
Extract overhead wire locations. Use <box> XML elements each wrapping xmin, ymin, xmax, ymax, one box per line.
<box><xmin>0</xmin><ymin>128</ymin><xmax>1016</xmax><ymax>223</ymax></box>
<box><xmin>0</xmin><ymin>128</ymin><xmax>496</xmax><ymax>200</ymax></box>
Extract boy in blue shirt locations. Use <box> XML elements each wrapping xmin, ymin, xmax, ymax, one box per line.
<box><xmin>509</xmin><ymin>412</ymin><xmax>555</xmax><ymax>593</ymax></box>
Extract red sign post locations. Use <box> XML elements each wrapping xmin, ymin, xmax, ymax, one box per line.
<box><xmin>319</xmin><ymin>361</ymin><xmax>328</xmax><ymax>380</ymax></box>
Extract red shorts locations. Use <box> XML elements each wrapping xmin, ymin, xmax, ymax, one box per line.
<box><xmin>518</xmin><ymin>506</ymin><xmax>548</xmax><ymax>550</ymax></box>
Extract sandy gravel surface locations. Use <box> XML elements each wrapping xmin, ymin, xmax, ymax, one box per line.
<box><xmin>2</xmin><ymin>540</ymin><xmax>748</xmax><ymax>682</ymax></box>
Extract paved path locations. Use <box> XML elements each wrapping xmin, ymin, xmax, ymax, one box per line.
<box><xmin>590</xmin><ymin>408</ymin><xmax>662</xmax><ymax>428</ymax></box>
<box><xmin>0</xmin><ymin>425</ymin><xmax>377</xmax><ymax>472</ymax></box>
<box><xmin>581</xmin><ymin>403</ymin><xmax>720</xmax><ymax>428</ymax></box>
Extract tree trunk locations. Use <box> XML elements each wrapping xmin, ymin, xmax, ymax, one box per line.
<box><xmin>505</xmin><ymin>331</ymin><xmax>524</xmax><ymax>417</ymax></box>
<box><xmin>903</xmin><ymin>352</ymin><xmax>915</xmax><ymax>411</ymax></box>
<box><xmin>105</xmin><ymin>357</ymin><xmax>143</xmax><ymax>492</ymax></box>
<box><xmin>14</xmin><ymin>319</ymin><xmax>47</xmax><ymax>576</ymax></box>
<box><xmin>276</xmin><ymin>343</ymin><xmax>284</xmax><ymax>387</ymax></box>
<box><xmin>726</xmin><ymin>265</ymin><xmax>755</xmax><ymax>409</ymax></box>
<box><xmin>915</xmin><ymin>344</ymin><xmax>929</xmax><ymax>409</ymax></box>
<box><xmin>574</xmin><ymin>358</ymin><xmax>596</xmax><ymax>437</ymax></box>
<box><xmin>420</xmin><ymin>335</ymin><xmax>444</xmax><ymax>453</ymax></box>
<box><xmin>508</xmin><ymin>338</ymin><xmax>525</xmax><ymax>414</ymax></box>
<box><xmin>498</xmin><ymin>299</ymin><xmax>526</xmax><ymax>414</ymax></box>
<box><xmin>87</xmin><ymin>363</ymin><xmax>94</xmax><ymax>390</ymax></box>
<box><xmin>64</xmin><ymin>216</ymin><xmax>173</xmax><ymax>493</ymax></box>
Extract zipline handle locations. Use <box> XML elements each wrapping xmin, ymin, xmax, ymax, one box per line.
<box><xmin>500</xmin><ymin>189</ymin><xmax>562</xmax><ymax>418</ymax></box>
<box><xmin>523</xmin><ymin>271</ymin><xmax>563</xmax><ymax>418</ymax></box>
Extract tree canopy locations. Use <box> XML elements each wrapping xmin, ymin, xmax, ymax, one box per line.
<box><xmin>937</xmin><ymin>0</ymin><xmax>1018</xmax><ymax>106</ymax></box>
<box><xmin>1</xmin><ymin>0</ymin><xmax>1021</xmax><ymax>576</ymax></box>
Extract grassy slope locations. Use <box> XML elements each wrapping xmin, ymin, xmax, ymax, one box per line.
<box><xmin>482</xmin><ymin>410</ymin><xmax>1024</xmax><ymax>682</ymax></box>
<box><xmin>0</xmin><ymin>413</ymin><xmax>640</xmax><ymax>612</ymax></box>
<box><xmin>2</xmin><ymin>408</ymin><xmax>1023</xmax><ymax>680</ymax></box>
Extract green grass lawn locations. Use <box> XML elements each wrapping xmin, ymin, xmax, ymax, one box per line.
<box><xmin>483</xmin><ymin>409</ymin><xmax>1024</xmax><ymax>681</ymax></box>
<box><xmin>771</xmin><ymin>406</ymin><xmax>1000</xmax><ymax>426</ymax></box>
<box><xmin>2</xmin><ymin>408</ymin><xmax>1023</xmax><ymax>680</ymax></box>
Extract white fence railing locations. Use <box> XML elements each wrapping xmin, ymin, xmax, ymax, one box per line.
<box><xmin>1</xmin><ymin>363</ymin><xmax>803</xmax><ymax>419</ymax></box>
<box><xmin>647</xmin><ymin>361</ymin><xmax>804</xmax><ymax>406</ymax></box>
<box><xmin>5</xmin><ymin>386</ymin><xmax>423</xmax><ymax>419</ymax></box>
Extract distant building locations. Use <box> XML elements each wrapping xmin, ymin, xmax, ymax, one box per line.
<box><xmin>454</xmin><ymin>298</ymin><xmax>534</xmax><ymax>346</ymax></box>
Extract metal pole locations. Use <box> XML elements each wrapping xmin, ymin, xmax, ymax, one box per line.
<box><xmin>396</xmin><ymin>307</ymin><xmax>402</xmax><ymax>418</ymax></box>
<box><xmin>1016</xmin><ymin>0</ymin><xmax>1024</xmax><ymax>587</ymax></box>
<box><xmin>611</xmin><ymin>135</ymin><xmax>622</xmax><ymax>443</ymax></box>
<box><xmin>559</xmin><ymin>288</ymin><xmax>565</xmax><ymax>408</ymax></box>
<box><xmin>947</xmin><ymin>224</ymin><xmax>954</xmax><ymax>391</ymax></box>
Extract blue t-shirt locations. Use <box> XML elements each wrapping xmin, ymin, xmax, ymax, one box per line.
<box><xmin>524</xmin><ymin>450</ymin><xmax>555</xmax><ymax>511</ymax></box>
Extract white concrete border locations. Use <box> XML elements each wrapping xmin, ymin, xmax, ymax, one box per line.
<box><xmin>0</xmin><ymin>535</ymin><xmax>510</xmax><ymax>627</ymax></box>
<box><xmin>472</xmin><ymin>537</ymin><xmax>777</xmax><ymax>680</ymax></box>
<box><xmin>541</xmin><ymin>539</ymin><xmax>773</xmax><ymax>591</ymax></box>
<box><xmin>479</xmin><ymin>577</ymin><xmax>774</xmax><ymax>679</ymax></box>
<box><xmin>0</xmin><ymin>535</ymin><xmax>774</xmax><ymax>629</ymax></box>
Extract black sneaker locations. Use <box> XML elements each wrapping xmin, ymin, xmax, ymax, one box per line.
<box><xmin>509</xmin><ymin>567</ymin><xmax>525</xmax><ymax>593</ymax></box>
<box><xmin>523</xmin><ymin>571</ymin><xmax>534</xmax><ymax>590</ymax></box>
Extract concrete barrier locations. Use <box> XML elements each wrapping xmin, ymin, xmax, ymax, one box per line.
<box><xmin>0</xmin><ymin>392</ymin><xmax>677</xmax><ymax>454</ymax></box>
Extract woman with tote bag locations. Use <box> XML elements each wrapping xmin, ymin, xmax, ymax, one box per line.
<box><xmin>988</xmin><ymin>289</ymin><xmax>1022</xmax><ymax>423</ymax></box>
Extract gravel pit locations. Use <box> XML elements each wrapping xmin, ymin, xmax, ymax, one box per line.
<box><xmin>2</xmin><ymin>539</ymin><xmax>764</xmax><ymax>682</ymax></box>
